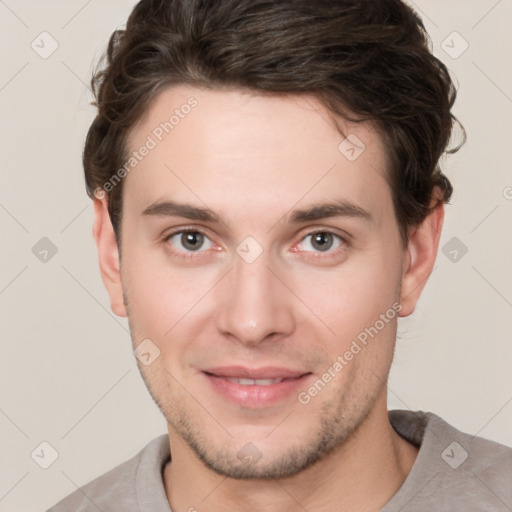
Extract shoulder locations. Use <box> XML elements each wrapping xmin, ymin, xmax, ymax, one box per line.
<box><xmin>429</xmin><ymin>411</ymin><xmax>512</xmax><ymax>508</ymax></box>
<box><xmin>46</xmin><ymin>434</ymin><xmax>170</xmax><ymax>512</ymax></box>
<box><xmin>453</xmin><ymin>417</ymin><xmax>512</xmax><ymax>492</ymax></box>
<box><xmin>386</xmin><ymin>410</ymin><xmax>512</xmax><ymax>510</ymax></box>
<box><xmin>423</xmin><ymin>411</ymin><xmax>512</xmax><ymax>474</ymax></box>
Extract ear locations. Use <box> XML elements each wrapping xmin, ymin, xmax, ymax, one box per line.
<box><xmin>92</xmin><ymin>195</ymin><xmax>127</xmax><ymax>317</ymax></box>
<box><xmin>399</xmin><ymin>199</ymin><xmax>445</xmax><ymax>317</ymax></box>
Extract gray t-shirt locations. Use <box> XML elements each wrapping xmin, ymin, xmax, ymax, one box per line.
<box><xmin>46</xmin><ymin>410</ymin><xmax>512</xmax><ymax>511</ymax></box>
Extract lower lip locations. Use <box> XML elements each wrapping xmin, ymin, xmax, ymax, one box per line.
<box><xmin>203</xmin><ymin>372</ymin><xmax>312</xmax><ymax>408</ymax></box>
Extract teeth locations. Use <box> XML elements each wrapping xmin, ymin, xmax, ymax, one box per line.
<box><xmin>226</xmin><ymin>377</ymin><xmax>284</xmax><ymax>386</ymax></box>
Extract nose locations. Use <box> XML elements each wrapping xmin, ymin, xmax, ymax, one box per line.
<box><xmin>216</xmin><ymin>251</ymin><xmax>296</xmax><ymax>347</ymax></box>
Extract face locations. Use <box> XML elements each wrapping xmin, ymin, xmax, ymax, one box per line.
<box><xmin>98</xmin><ymin>86</ymin><xmax>425</xmax><ymax>479</ymax></box>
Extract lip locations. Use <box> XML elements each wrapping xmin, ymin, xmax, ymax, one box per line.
<box><xmin>203</xmin><ymin>366</ymin><xmax>309</xmax><ymax>380</ymax></box>
<box><xmin>202</xmin><ymin>366</ymin><xmax>313</xmax><ymax>408</ymax></box>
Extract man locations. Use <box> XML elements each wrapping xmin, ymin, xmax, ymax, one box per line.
<box><xmin>48</xmin><ymin>0</ymin><xmax>512</xmax><ymax>510</ymax></box>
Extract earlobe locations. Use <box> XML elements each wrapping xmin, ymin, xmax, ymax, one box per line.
<box><xmin>399</xmin><ymin>201</ymin><xmax>445</xmax><ymax>317</ymax></box>
<box><xmin>92</xmin><ymin>196</ymin><xmax>127</xmax><ymax>318</ymax></box>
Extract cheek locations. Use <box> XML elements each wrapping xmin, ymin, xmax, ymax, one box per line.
<box><xmin>291</xmin><ymin>249</ymin><xmax>401</xmax><ymax>339</ymax></box>
<box><xmin>121</xmin><ymin>245</ymin><xmax>221</xmax><ymax>341</ymax></box>
<box><xmin>295</xmin><ymin>259</ymin><xmax>400</xmax><ymax>393</ymax></box>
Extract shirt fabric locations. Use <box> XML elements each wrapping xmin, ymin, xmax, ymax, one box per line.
<box><xmin>46</xmin><ymin>409</ymin><xmax>512</xmax><ymax>511</ymax></box>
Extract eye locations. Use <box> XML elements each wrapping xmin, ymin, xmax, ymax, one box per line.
<box><xmin>165</xmin><ymin>230</ymin><xmax>214</xmax><ymax>253</ymax></box>
<box><xmin>297</xmin><ymin>231</ymin><xmax>344</xmax><ymax>253</ymax></box>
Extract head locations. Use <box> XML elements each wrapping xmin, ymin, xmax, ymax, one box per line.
<box><xmin>89</xmin><ymin>0</ymin><xmax>464</xmax><ymax>479</ymax></box>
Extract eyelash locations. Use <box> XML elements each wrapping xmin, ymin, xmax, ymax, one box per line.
<box><xmin>163</xmin><ymin>228</ymin><xmax>217</xmax><ymax>260</ymax></box>
<box><xmin>162</xmin><ymin>228</ymin><xmax>348</xmax><ymax>260</ymax></box>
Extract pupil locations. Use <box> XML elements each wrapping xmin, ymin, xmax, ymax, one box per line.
<box><xmin>182</xmin><ymin>232</ymin><xmax>203</xmax><ymax>251</ymax></box>
<box><xmin>312</xmin><ymin>233</ymin><xmax>332</xmax><ymax>251</ymax></box>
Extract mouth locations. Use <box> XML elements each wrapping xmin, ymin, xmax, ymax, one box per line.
<box><xmin>222</xmin><ymin>377</ymin><xmax>294</xmax><ymax>386</ymax></box>
<box><xmin>202</xmin><ymin>366</ymin><xmax>313</xmax><ymax>408</ymax></box>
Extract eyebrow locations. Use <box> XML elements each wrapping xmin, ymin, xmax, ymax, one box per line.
<box><xmin>289</xmin><ymin>201</ymin><xmax>372</xmax><ymax>223</ymax></box>
<box><xmin>142</xmin><ymin>201</ymin><xmax>223</xmax><ymax>223</ymax></box>
<box><xmin>142</xmin><ymin>199</ymin><xmax>372</xmax><ymax>225</ymax></box>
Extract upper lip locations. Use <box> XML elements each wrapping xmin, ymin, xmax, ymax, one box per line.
<box><xmin>203</xmin><ymin>366</ymin><xmax>310</xmax><ymax>380</ymax></box>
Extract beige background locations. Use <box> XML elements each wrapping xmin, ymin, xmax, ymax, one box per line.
<box><xmin>1</xmin><ymin>1</ymin><xmax>511</xmax><ymax>511</ymax></box>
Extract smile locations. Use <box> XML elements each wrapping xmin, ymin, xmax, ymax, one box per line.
<box><xmin>225</xmin><ymin>377</ymin><xmax>285</xmax><ymax>386</ymax></box>
<box><xmin>202</xmin><ymin>367</ymin><xmax>314</xmax><ymax>408</ymax></box>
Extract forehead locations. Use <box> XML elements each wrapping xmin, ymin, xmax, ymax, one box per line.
<box><xmin>124</xmin><ymin>86</ymin><xmax>392</xmax><ymax>221</ymax></box>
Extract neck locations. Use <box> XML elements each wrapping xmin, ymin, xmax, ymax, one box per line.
<box><xmin>163</xmin><ymin>399</ymin><xmax>418</xmax><ymax>512</ymax></box>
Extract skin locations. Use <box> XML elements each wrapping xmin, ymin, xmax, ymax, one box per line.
<box><xmin>93</xmin><ymin>86</ymin><xmax>444</xmax><ymax>512</ymax></box>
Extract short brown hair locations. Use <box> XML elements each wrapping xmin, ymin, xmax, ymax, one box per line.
<box><xmin>84</xmin><ymin>0</ymin><xmax>465</xmax><ymax>246</ymax></box>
